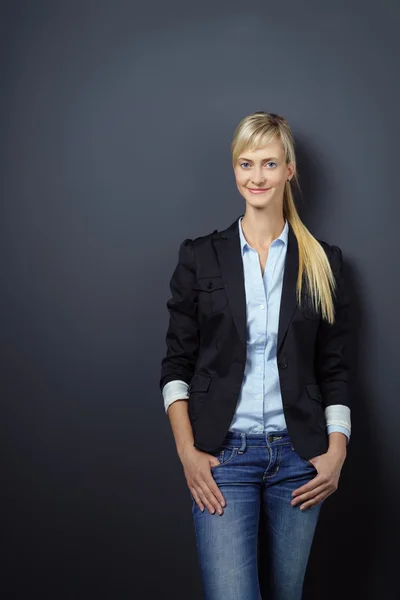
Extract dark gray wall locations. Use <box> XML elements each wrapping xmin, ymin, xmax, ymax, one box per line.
<box><xmin>1</xmin><ymin>1</ymin><xmax>399</xmax><ymax>598</ymax></box>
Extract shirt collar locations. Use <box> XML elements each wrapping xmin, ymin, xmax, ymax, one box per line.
<box><xmin>238</xmin><ymin>216</ymin><xmax>289</xmax><ymax>256</ymax></box>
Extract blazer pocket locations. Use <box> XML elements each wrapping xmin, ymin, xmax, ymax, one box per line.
<box><xmin>305</xmin><ymin>383</ymin><xmax>325</xmax><ymax>431</ymax></box>
<box><xmin>192</xmin><ymin>275</ymin><xmax>228</xmax><ymax>314</ymax></box>
<box><xmin>305</xmin><ymin>383</ymin><xmax>323</xmax><ymax>403</ymax></box>
<box><xmin>188</xmin><ymin>373</ymin><xmax>212</xmax><ymax>423</ymax></box>
<box><xmin>188</xmin><ymin>372</ymin><xmax>212</xmax><ymax>394</ymax></box>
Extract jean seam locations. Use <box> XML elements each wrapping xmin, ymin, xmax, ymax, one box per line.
<box><xmin>211</xmin><ymin>447</ymin><xmax>238</xmax><ymax>468</ymax></box>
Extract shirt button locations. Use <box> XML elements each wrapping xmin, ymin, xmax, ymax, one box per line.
<box><xmin>260</xmin><ymin>304</ymin><xmax>265</xmax><ymax>310</ymax></box>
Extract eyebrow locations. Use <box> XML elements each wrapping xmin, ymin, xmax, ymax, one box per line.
<box><xmin>237</xmin><ymin>156</ymin><xmax>280</xmax><ymax>162</ymax></box>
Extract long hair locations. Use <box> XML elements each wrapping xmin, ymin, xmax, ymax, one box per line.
<box><xmin>231</xmin><ymin>111</ymin><xmax>337</xmax><ymax>324</ymax></box>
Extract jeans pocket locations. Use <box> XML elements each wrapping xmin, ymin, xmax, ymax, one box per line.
<box><xmin>291</xmin><ymin>444</ymin><xmax>315</xmax><ymax>469</ymax></box>
<box><xmin>210</xmin><ymin>446</ymin><xmax>238</xmax><ymax>469</ymax></box>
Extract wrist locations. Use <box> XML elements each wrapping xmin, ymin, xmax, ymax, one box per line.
<box><xmin>177</xmin><ymin>440</ymin><xmax>195</xmax><ymax>460</ymax></box>
<box><xmin>327</xmin><ymin>431</ymin><xmax>347</xmax><ymax>459</ymax></box>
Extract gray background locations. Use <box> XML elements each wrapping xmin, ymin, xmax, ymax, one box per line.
<box><xmin>1</xmin><ymin>1</ymin><xmax>399</xmax><ymax>598</ymax></box>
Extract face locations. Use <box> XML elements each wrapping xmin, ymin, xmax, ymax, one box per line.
<box><xmin>233</xmin><ymin>137</ymin><xmax>294</xmax><ymax>210</ymax></box>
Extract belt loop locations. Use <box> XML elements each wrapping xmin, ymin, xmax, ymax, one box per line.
<box><xmin>237</xmin><ymin>432</ymin><xmax>246</xmax><ymax>454</ymax></box>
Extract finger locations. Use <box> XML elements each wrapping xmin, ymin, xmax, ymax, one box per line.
<box><xmin>291</xmin><ymin>483</ymin><xmax>329</xmax><ymax>506</ymax></box>
<box><xmin>196</xmin><ymin>484</ymin><xmax>216</xmax><ymax>514</ymax></box>
<box><xmin>197</xmin><ymin>480</ymin><xmax>224</xmax><ymax>515</ymax></box>
<box><xmin>190</xmin><ymin>487</ymin><xmax>205</xmax><ymax>512</ymax></box>
<box><xmin>292</xmin><ymin>474</ymin><xmax>323</xmax><ymax>498</ymax></box>
<box><xmin>300</xmin><ymin>489</ymin><xmax>333</xmax><ymax>510</ymax></box>
<box><xmin>206</xmin><ymin>471</ymin><xmax>226</xmax><ymax>508</ymax></box>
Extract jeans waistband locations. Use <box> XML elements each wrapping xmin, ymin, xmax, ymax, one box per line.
<box><xmin>222</xmin><ymin>429</ymin><xmax>291</xmax><ymax>452</ymax></box>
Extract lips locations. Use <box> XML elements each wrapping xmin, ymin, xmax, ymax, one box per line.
<box><xmin>247</xmin><ymin>188</ymin><xmax>271</xmax><ymax>194</ymax></box>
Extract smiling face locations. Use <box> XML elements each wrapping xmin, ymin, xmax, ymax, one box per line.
<box><xmin>233</xmin><ymin>136</ymin><xmax>294</xmax><ymax>210</ymax></box>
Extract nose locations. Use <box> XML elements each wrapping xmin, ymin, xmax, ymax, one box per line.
<box><xmin>251</xmin><ymin>167</ymin><xmax>266</xmax><ymax>185</ymax></box>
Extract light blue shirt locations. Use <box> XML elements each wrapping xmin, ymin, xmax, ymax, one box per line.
<box><xmin>227</xmin><ymin>216</ymin><xmax>350</xmax><ymax>440</ymax></box>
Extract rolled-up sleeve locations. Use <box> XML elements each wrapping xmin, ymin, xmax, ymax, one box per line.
<box><xmin>315</xmin><ymin>245</ymin><xmax>353</xmax><ymax>413</ymax></box>
<box><xmin>159</xmin><ymin>238</ymin><xmax>200</xmax><ymax>404</ymax></box>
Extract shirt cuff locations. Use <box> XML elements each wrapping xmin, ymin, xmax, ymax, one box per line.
<box><xmin>325</xmin><ymin>404</ymin><xmax>351</xmax><ymax>443</ymax></box>
<box><xmin>162</xmin><ymin>380</ymin><xmax>189</xmax><ymax>414</ymax></box>
<box><xmin>326</xmin><ymin>424</ymin><xmax>351</xmax><ymax>443</ymax></box>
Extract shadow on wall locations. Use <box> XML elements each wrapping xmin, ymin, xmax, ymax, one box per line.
<box><xmin>256</xmin><ymin>139</ymin><xmax>378</xmax><ymax>600</ymax></box>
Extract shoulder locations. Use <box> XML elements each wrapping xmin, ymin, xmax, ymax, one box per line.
<box><xmin>193</xmin><ymin>228</ymin><xmax>219</xmax><ymax>246</ymax></box>
<box><xmin>179</xmin><ymin>227</ymin><xmax>219</xmax><ymax>250</ymax></box>
<box><xmin>180</xmin><ymin>215</ymin><xmax>240</xmax><ymax>249</ymax></box>
<box><xmin>314</xmin><ymin>236</ymin><xmax>343</xmax><ymax>273</ymax></box>
<box><xmin>176</xmin><ymin>228</ymin><xmax>219</xmax><ymax>268</ymax></box>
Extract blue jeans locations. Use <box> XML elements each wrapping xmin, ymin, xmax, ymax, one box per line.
<box><xmin>190</xmin><ymin>429</ymin><xmax>323</xmax><ymax>600</ymax></box>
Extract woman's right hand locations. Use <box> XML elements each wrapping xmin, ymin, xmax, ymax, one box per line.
<box><xmin>180</xmin><ymin>447</ymin><xmax>226</xmax><ymax>515</ymax></box>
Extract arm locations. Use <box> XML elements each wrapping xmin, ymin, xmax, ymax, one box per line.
<box><xmin>326</xmin><ymin>420</ymin><xmax>350</xmax><ymax>455</ymax></box>
<box><xmin>162</xmin><ymin>380</ymin><xmax>193</xmax><ymax>459</ymax></box>
<box><xmin>315</xmin><ymin>245</ymin><xmax>352</xmax><ymax>456</ymax></box>
<box><xmin>160</xmin><ymin>238</ymin><xmax>200</xmax><ymax>456</ymax></box>
<box><xmin>159</xmin><ymin>241</ymin><xmax>227</xmax><ymax>514</ymax></box>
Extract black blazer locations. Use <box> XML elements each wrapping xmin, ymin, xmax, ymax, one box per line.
<box><xmin>160</xmin><ymin>215</ymin><xmax>351</xmax><ymax>461</ymax></box>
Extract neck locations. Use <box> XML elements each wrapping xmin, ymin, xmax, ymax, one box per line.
<box><xmin>241</xmin><ymin>208</ymin><xmax>285</xmax><ymax>249</ymax></box>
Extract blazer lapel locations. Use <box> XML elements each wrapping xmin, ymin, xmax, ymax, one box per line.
<box><xmin>213</xmin><ymin>216</ymin><xmax>247</xmax><ymax>346</ymax></box>
<box><xmin>213</xmin><ymin>215</ymin><xmax>299</xmax><ymax>353</ymax></box>
<box><xmin>277</xmin><ymin>224</ymin><xmax>299</xmax><ymax>353</ymax></box>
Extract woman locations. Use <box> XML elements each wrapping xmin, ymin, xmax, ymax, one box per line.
<box><xmin>159</xmin><ymin>111</ymin><xmax>351</xmax><ymax>600</ymax></box>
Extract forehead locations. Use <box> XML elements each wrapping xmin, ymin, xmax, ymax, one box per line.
<box><xmin>239</xmin><ymin>138</ymin><xmax>284</xmax><ymax>160</ymax></box>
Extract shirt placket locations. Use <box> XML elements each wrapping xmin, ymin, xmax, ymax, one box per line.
<box><xmin>261</xmin><ymin>243</ymin><xmax>279</xmax><ymax>431</ymax></box>
<box><xmin>247</xmin><ymin>248</ymin><xmax>267</xmax><ymax>432</ymax></box>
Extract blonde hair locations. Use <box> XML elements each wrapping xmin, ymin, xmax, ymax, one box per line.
<box><xmin>231</xmin><ymin>111</ymin><xmax>337</xmax><ymax>324</ymax></box>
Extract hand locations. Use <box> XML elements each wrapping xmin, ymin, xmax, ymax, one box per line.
<box><xmin>180</xmin><ymin>447</ymin><xmax>226</xmax><ymax>515</ymax></box>
<box><xmin>290</xmin><ymin>449</ymin><xmax>346</xmax><ymax>510</ymax></box>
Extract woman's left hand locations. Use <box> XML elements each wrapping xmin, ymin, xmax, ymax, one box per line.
<box><xmin>290</xmin><ymin>449</ymin><xmax>346</xmax><ymax>510</ymax></box>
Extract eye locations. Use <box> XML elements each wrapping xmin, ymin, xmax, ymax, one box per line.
<box><xmin>239</xmin><ymin>161</ymin><xmax>277</xmax><ymax>169</ymax></box>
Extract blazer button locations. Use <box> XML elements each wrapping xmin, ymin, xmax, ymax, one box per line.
<box><xmin>278</xmin><ymin>360</ymin><xmax>288</xmax><ymax>369</ymax></box>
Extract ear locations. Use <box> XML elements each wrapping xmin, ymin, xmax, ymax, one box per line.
<box><xmin>287</xmin><ymin>163</ymin><xmax>295</xmax><ymax>180</ymax></box>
